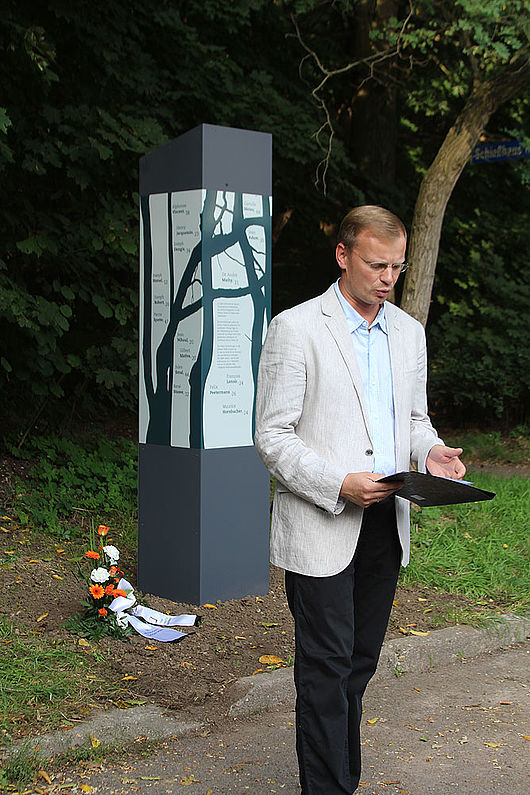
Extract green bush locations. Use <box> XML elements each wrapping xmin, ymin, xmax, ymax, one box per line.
<box><xmin>9</xmin><ymin>434</ymin><xmax>137</xmax><ymax>538</ymax></box>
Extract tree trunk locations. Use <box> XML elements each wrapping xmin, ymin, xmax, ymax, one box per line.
<box><xmin>400</xmin><ymin>55</ymin><xmax>530</xmax><ymax>327</ymax></box>
<box><xmin>346</xmin><ymin>0</ymin><xmax>399</xmax><ymax>187</ymax></box>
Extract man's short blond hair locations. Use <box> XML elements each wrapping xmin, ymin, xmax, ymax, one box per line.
<box><xmin>337</xmin><ymin>206</ymin><xmax>406</xmax><ymax>249</ymax></box>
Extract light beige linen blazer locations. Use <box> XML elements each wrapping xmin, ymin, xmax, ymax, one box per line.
<box><xmin>254</xmin><ymin>284</ymin><xmax>444</xmax><ymax>577</ymax></box>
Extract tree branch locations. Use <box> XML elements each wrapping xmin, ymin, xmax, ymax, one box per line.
<box><xmin>290</xmin><ymin>3</ymin><xmax>413</xmax><ymax>193</ymax></box>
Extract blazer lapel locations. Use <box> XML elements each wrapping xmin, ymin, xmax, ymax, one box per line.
<box><xmin>320</xmin><ymin>286</ymin><xmax>372</xmax><ymax>442</ymax></box>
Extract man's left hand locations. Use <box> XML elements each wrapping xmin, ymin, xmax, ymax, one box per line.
<box><xmin>426</xmin><ymin>445</ymin><xmax>466</xmax><ymax>479</ymax></box>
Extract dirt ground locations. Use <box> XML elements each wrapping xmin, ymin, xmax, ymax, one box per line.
<box><xmin>0</xmin><ymin>509</ymin><xmax>505</xmax><ymax>738</ymax></box>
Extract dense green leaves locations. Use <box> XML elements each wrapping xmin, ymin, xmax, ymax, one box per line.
<box><xmin>0</xmin><ymin>0</ymin><xmax>528</xmax><ymax>428</ymax></box>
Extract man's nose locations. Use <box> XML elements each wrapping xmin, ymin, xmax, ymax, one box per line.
<box><xmin>380</xmin><ymin>267</ymin><xmax>394</xmax><ymax>284</ymax></box>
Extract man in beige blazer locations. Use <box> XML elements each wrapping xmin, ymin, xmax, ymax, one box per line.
<box><xmin>254</xmin><ymin>206</ymin><xmax>465</xmax><ymax>794</ymax></box>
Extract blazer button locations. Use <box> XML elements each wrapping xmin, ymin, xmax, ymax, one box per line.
<box><xmin>365</xmin><ymin>448</ymin><xmax>373</xmax><ymax>456</ymax></box>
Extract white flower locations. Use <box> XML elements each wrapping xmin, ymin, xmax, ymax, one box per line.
<box><xmin>115</xmin><ymin>611</ymin><xmax>128</xmax><ymax>629</ymax></box>
<box><xmin>90</xmin><ymin>567</ymin><xmax>110</xmax><ymax>583</ymax></box>
<box><xmin>103</xmin><ymin>545</ymin><xmax>120</xmax><ymax>563</ymax></box>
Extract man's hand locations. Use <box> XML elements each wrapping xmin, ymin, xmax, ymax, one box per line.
<box><xmin>426</xmin><ymin>445</ymin><xmax>466</xmax><ymax>479</ymax></box>
<box><xmin>340</xmin><ymin>472</ymin><xmax>400</xmax><ymax>508</ymax></box>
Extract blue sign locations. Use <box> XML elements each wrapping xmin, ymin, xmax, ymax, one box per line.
<box><xmin>472</xmin><ymin>140</ymin><xmax>530</xmax><ymax>164</ymax></box>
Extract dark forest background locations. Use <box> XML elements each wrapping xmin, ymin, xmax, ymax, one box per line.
<box><xmin>1</xmin><ymin>0</ymin><xmax>529</xmax><ymax>437</ymax></box>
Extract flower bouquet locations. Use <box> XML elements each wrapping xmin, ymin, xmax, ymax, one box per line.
<box><xmin>68</xmin><ymin>523</ymin><xmax>199</xmax><ymax>643</ymax></box>
<box><xmin>73</xmin><ymin>523</ymin><xmax>134</xmax><ymax>640</ymax></box>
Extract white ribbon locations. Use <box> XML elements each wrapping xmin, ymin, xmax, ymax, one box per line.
<box><xmin>107</xmin><ymin>579</ymin><xmax>198</xmax><ymax>642</ymax></box>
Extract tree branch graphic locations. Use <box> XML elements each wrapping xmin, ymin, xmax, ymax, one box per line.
<box><xmin>141</xmin><ymin>189</ymin><xmax>270</xmax><ymax>448</ymax></box>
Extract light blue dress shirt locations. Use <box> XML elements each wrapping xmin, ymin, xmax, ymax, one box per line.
<box><xmin>334</xmin><ymin>280</ymin><xmax>396</xmax><ymax>476</ymax></box>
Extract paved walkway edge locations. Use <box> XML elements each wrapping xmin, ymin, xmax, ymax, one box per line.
<box><xmin>228</xmin><ymin>613</ymin><xmax>529</xmax><ymax>716</ymax></box>
<box><xmin>3</xmin><ymin>614</ymin><xmax>528</xmax><ymax>760</ymax></box>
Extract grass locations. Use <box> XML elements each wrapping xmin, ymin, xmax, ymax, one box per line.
<box><xmin>444</xmin><ymin>425</ymin><xmax>529</xmax><ymax>464</ymax></box>
<box><xmin>400</xmin><ymin>471</ymin><xmax>529</xmax><ymax>612</ymax></box>
<box><xmin>0</xmin><ymin>742</ymin><xmax>42</xmax><ymax>789</ymax></box>
<box><xmin>0</xmin><ymin>617</ymin><xmax>110</xmax><ymax>742</ymax></box>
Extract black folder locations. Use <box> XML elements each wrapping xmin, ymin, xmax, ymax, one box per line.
<box><xmin>379</xmin><ymin>471</ymin><xmax>495</xmax><ymax>507</ymax></box>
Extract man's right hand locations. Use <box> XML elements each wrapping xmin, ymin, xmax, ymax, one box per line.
<box><xmin>340</xmin><ymin>472</ymin><xmax>400</xmax><ymax>508</ymax></box>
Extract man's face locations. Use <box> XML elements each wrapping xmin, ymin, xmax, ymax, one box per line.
<box><xmin>336</xmin><ymin>228</ymin><xmax>407</xmax><ymax>320</ymax></box>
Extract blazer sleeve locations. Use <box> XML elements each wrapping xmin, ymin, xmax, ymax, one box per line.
<box><xmin>254</xmin><ymin>313</ymin><xmax>349</xmax><ymax>514</ymax></box>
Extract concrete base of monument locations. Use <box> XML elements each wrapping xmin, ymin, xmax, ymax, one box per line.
<box><xmin>138</xmin><ymin>443</ymin><xmax>270</xmax><ymax>605</ymax></box>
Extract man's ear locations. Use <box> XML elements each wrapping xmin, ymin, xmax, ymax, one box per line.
<box><xmin>336</xmin><ymin>243</ymin><xmax>347</xmax><ymax>270</ymax></box>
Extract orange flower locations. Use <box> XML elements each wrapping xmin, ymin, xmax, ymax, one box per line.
<box><xmin>97</xmin><ymin>524</ymin><xmax>110</xmax><ymax>536</ymax></box>
<box><xmin>89</xmin><ymin>584</ymin><xmax>104</xmax><ymax>599</ymax></box>
<box><xmin>98</xmin><ymin>607</ymin><xmax>108</xmax><ymax>617</ymax></box>
<box><xmin>86</xmin><ymin>550</ymin><xmax>100</xmax><ymax>560</ymax></box>
<box><xmin>104</xmin><ymin>584</ymin><xmax>115</xmax><ymax>596</ymax></box>
<box><xmin>112</xmin><ymin>588</ymin><xmax>127</xmax><ymax>598</ymax></box>
<box><xmin>109</xmin><ymin>565</ymin><xmax>117</xmax><ymax>575</ymax></box>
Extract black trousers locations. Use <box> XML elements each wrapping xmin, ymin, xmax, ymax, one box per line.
<box><xmin>285</xmin><ymin>497</ymin><xmax>401</xmax><ymax>795</ymax></box>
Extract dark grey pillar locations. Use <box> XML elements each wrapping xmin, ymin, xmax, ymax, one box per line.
<box><xmin>138</xmin><ymin>124</ymin><xmax>272</xmax><ymax>605</ymax></box>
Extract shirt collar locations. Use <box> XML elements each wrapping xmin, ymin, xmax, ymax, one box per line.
<box><xmin>333</xmin><ymin>279</ymin><xmax>388</xmax><ymax>334</ymax></box>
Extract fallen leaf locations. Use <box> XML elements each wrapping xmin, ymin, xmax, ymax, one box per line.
<box><xmin>28</xmin><ymin>559</ymin><xmax>41</xmax><ymax>563</ymax></box>
<box><xmin>38</xmin><ymin>770</ymin><xmax>52</xmax><ymax>785</ymax></box>
<box><xmin>179</xmin><ymin>775</ymin><xmax>200</xmax><ymax>785</ymax></box>
<box><xmin>409</xmin><ymin>629</ymin><xmax>430</xmax><ymax>636</ymax></box>
<box><xmin>413</xmin><ymin>687</ymin><xmax>422</xmax><ymax>692</ymax></box>
<box><xmin>80</xmin><ymin>785</ymin><xmax>95</xmax><ymax>793</ymax></box>
<box><xmin>398</xmin><ymin>626</ymin><xmax>409</xmax><ymax>635</ymax></box>
<box><xmin>121</xmin><ymin>675</ymin><xmax>137</xmax><ymax>680</ymax></box>
<box><xmin>261</xmin><ymin>622</ymin><xmax>279</xmax><ymax>627</ymax></box>
<box><xmin>524</xmin><ymin>735</ymin><xmax>530</xmax><ymax>740</ymax></box>
<box><xmin>78</xmin><ymin>638</ymin><xmax>90</xmax><ymax>647</ymax></box>
<box><xmin>234</xmin><ymin>635</ymin><xmax>246</xmax><ymax>639</ymax></box>
<box><xmin>52</xmin><ymin>574</ymin><xmax>64</xmax><ymax>580</ymax></box>
<box><xmin>392</xmin><ymin>600</ymin><xmax>398</xmax><ymax>606</ymax></box>
<box><xmin>203</xmin><ymin>603</ymin><xmax>217</xmax><ymax>609</ymax></box>
<box><xmin>140</xmin><ymin>777</ymin><xmax>161</xmax><ymax>781</ymax></box>
<box><xmin>255</xmin><ymin>596</ymin><xmax>264</xmax><ymax>602</ymax></box>
<box><xmin>484</xmin><ymin>742</ymin><xmax>501</xmax><ymax>748</ymax></box>
<box><xmin>36</xmin><ymin>613</ymin><xmax>49</xmax><ymax>622</ymax></box>
<box><xmin>366</xmin><ymin>718</ymin><xmax>378</xmax><ymax>726</ymax></box>
<box><xmin>90</xmin><ymin>734</ymin><xmax>101</xmax><ymax>748</ymax></box>
<box><xmin>252</xmin><ymin>668</ymin><xmax>263</xmax><ymax>674</ymax></box>
<box><xmin>144</xmin><ymin>645</ymin><xmax>157</xmax><ymax>651</ymax></box>
<box><xmin>259</xmin><ymin>654</ymin><xmax>284</xmax><ymax>665</ymax></box>
<box><xmin>122</xmin><ymin>779</ymin><xmax>138</xmax><ymax>785</ymax></box>
<box><xmin>55</xmin><ymin>548</ymin><xmax>65</xmax><ymax>553</ymax></box>
<box><xmin>418</xmin><ymin>597</ymin><xmax>428</xmax><ymax>602</ymax></box>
